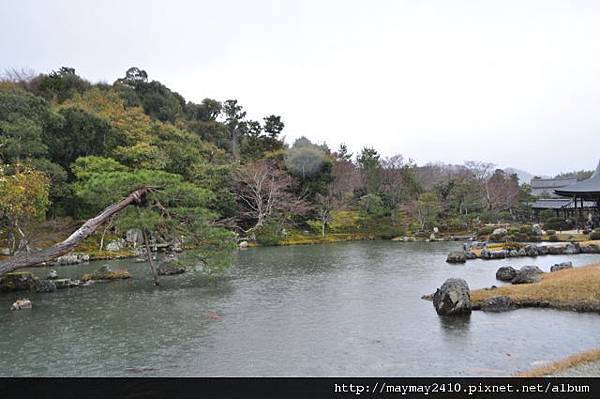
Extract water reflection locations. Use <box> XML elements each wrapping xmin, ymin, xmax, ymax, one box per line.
<box><xmin>438</xmin><ymin>314</ymin><xmax>471</xmax><ymax>338</ymax></box>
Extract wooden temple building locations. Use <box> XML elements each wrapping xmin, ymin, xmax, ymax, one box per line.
<box><xmin>530</xmin><ymin>160</ymin><xmax>600</xmax><ymax>228</ymax></box>
<box><xmin>553</xmin><ymin>160</ymin><xmax>600</xmax><ymax>228</ymax></box>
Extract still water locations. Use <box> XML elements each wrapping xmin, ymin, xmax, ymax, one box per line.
<box><xmin>0</xmin><ymin>241</ymin><xmax>599</xmax><ymax>376</ymax></box>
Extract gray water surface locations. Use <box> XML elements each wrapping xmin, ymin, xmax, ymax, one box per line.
<box><xmin>1</xmin><ymin>241</ymin><xmax>599</xmax><ymax>376</ymax></box>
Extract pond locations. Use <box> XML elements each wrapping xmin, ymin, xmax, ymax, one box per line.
<box><xmin>0</xmin><ymin>241</ymin><xmax>599</xmax><ymax>376</ymax></box>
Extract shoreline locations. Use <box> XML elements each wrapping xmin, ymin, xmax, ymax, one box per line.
<box><xmin>470</xmin><ymin>263</ymin><xmax>600</xmax><ymax>313</ymax></box>
<box><xmin>516</xmin><ymin>348</ymin><xmax>600</xmax><ymax>377</ymax></box>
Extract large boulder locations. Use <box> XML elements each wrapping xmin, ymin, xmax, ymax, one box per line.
<box><xmin>480</xmin><ymin>296</ymin><xmax>517</xmax><ymax>312</ymax></box>
<box><xmin>531</xmin><ymin>224</ymin><xmax>543</xmax><ymax>236</ymax></box>
<box><xmin>446</xmin><ymin>251</ymin><xmax>466</xmax><ymax>264</ymax></box>
<box><xmin>490</xmin><ymin>228</ymin><xmax>508</xmax><ymax>241</ymax></box>
<box><xmin>550</xmin><ymin>261</ymin><xmax>573</xmax><ymax>272</ymax></box>
<box><xmin>81</xmin><ymin>265</ymin><xmax>130</xmax><ymax>281</ymax></box>
<box><xmin>512</xmin><ymin>265</ymin><xmax>544</xmax><ymax>284</ymax></box>
<box><xmin>106</xmin><ymin>239</ymin><xmax>126</xmax><ymax>252</ymax></box>
<box><xmin>157</xmin><ymin>259</ymin><xmax>186</xmax><ymax>276</ymax></box>
<box><xmin>524</xmin><ymin>245</ymin><xmax>539</xmax><ymax>257</ymax></box>
<box><xmin>125</xmin><ymin>229</ymin><xmax>144</xmax><ymax>246</ymax></box>
<box><xmin>432</xmin><ymin>278</ymin><xmax>472</xmax><ymax>316</ymax></box>
<box><xmin>564</xmin><ymin>243</ymin><xmax>580</xmax><ymax>255</ymax></box>
<box><xmin>496</xmin><ymin>266</ymin><xmax>518</xmax><ymax>282</ymax></box>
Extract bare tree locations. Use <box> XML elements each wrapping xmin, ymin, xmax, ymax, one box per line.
<box><xmin>465</xmin><ymin>161</ymin><xmax>496</xmax><ymax>210</ymax></box>
<box><xmin>487</xmin><ymin>170</ymin><xmax>520</xmax><ymax>213</ymax></box>
<box><xmin>330</xmin><ymin>158</ymin><xmax>360</xmax><ymax>206</ymax></box>
<box><xmin>314</xmin><ymin>192</ymin><xmax>334</xmax><ymax>237</ymax></box>
<box><xmin>234</xmin><ymin>160</ymin><xmax>309</xmax><ymax>232</ymax></box>
<box><xmin>1</xmin><ymin>67</ymin><xmax>36</xmax><ymax>85</ymax></box>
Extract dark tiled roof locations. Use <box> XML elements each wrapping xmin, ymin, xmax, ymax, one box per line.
<box><xmin>555</xmin><ymin>161</ymin><xmax>600</xmax><ymax>198</ymax></box>
<box><xmin>530</xmin><ymin>177</ymin><xmax>577</xmax><ymax>189</ymax></box>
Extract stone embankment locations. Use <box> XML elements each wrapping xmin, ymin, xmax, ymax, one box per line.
<box><xmin>447</xmin><ymin>241</ymin><xmax>600</xmax><ymax>263</ymax></box>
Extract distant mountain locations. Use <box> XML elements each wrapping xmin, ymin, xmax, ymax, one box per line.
<box><xmin>504</xmin><ymin>167</ymin><xmax>539</xmax><ymax>184</ymax></box>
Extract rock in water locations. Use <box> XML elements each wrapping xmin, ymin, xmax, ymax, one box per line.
<box><xmin>81</xmin><ymin>265</ymin><xmax>130</xmax><ymax>281</ymax></box>
<box><xmin>47</xmin><ymin>269</ymin><xmax>58</xmax><ymax>280</ymax></box>
<box><xmin>446</xmin><ymin>251</ymin><xmax>466</xmax><ymax>264</ymax></box>
<box><xmin>157</xmin><ymin>259</ymin><xmax>186</xmax><ymax>276</ymax></box>
<box><xmin>512</xmin><ymin>265</ymin><xmax>544</xmax><ymax>284</ymax></box>
<box><xmin>550</xmin><ymin>262</ymin><xmax>573</xmax><ymax>272</ymax></box>
<box><xmin>432</xmin><ymin>278</ymin><xmax>472</xmax><ymax>315</ymax></box>
<box><xmin>480</xmin><ymin>296</ymin><xmax>517</xmax><ymax>312</ymax></box>
<box><xmin>496</xmin><ymin>266</ymin><xmax>518</xmax><ymax>282</ymax></box>
<box><xmin>10</xmin><ymin>299</ymin><xmax>32</xmax><ymax>311</ymax></box>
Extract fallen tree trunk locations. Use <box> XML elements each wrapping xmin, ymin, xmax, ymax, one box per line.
<box><xmin>0</xmin><ymin>187</ymin><xmax>151</xmax><ymax>276</ymax></box>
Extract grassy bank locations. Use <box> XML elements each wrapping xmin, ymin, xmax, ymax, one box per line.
<box><xmin>516</xmin><ymin>348</ymin><xmax>600</xmax><ymax>377</ymax></box>
<box><xmin>471</xmin><ymin>264</ymin><xmax>600</xmax><ymax>312</ymax></box>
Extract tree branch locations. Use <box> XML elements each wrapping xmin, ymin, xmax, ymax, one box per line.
<box><xmin>0</xmin><ymin>187</ymin><xmax>151</xmax><ymax>275</ymax></box>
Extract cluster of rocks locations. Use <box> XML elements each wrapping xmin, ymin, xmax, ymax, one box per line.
<box><xmin>53</xmin><ymin>252</ymin><xmax>90</xmax><ymax>265</ymax></box>
<box><xmin>488</xmin><ymin>224</ymin><xmax>543</xmax><ymax>243</ymax></box>
<box><xmin>430</xmin><ymin>278</ymin><xmax>520</xmax><ymax>314</ymax></box>
<box><xmin>0</xmin><ymin>271</ymin><xmax>81</xmax><ymax>294</ymax></box>
<box><xmin>495</xmin><ymin>265</ymin><xmax>544</xmax><ymax>284</ymax></box>
<box><xmin>1</xmin><ymin>264</ymin><xmax>132</xmax><ymax>297</ymax></box>
<box><xmin>106</xmin><ymin>229</ymin><xmax>184</xmax><ymax>253</ymax></box>
<box><xmin>550</xmin><ymin>261</ymin><xmax>574</xmax><ymax>272</ymax></box>
<box><xmin>495</xmin><ymin>261</ymin><xmax>574</xmax><ymax>285</ymax></box>
<box><xmin>448</xmin><ymin>241</ymin><xmax>600</xmax><ymax>263</ymax></box>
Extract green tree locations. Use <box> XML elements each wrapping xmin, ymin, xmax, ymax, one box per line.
<box><xmin>0</xmin><ymin>114</ymin><xmax>47</xmax><ymax>164</ymax></box>
<box><xmin>31</xmin><ymin>67</ymin><xmax>90</xmax><ymax>103</ymax></box>
<box><xmin>72</xmin><ymin>157</ymin><xmax>234</xmax><ymax>282</ymax></box>
<box><xmin>357</xmin><ymin>147</ymin><xmax>382</xmax><ymax>195</ymax></box>
<box><xmin>44</xmin><ymin>107</ymin><xmax>120</xmax><ymax>168</ymax></box>
<box><xmin>0</xmin><ymin>167</ymin><xmax>50</xmax><ymax>255</ymax></box>
<box><xmin>413</xmin><ymin>192</ymin><xmax>441</xmax><ymax>230</ymax></box>
<box><xmin>223</xmin><ymin>99</ymin><xmax>247</xmax><ymax>160</ymax></box>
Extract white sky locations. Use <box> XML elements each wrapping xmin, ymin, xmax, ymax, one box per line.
<box><xmin>2</xmin><ymin>0</ymin><xmax>600</xmax><ymax>176</ymax></box>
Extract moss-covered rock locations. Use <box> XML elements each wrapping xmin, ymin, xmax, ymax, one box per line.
<box><xmin>0</xmin><ymin>272</ymin><xmax>38</xmax><ymax>293</ymax></box>
<box><xmin>157</xmin><ymin>259</ymin><xmax>186</xmax><ymax>276</ymax></box>
<box><xmin>81</xmin><ymin>265</ymin><xmax>131</xmax><ymax>281</ymax></box>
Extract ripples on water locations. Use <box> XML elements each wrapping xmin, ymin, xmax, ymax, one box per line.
<box><xmin>0</xmin><ymin>241</ymin><xmax>599</xmax><ymax>376</ymax></box>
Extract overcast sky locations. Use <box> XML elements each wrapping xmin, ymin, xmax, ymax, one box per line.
<box><xmin>2</xmin><ymin>0</ymin><xmax>599</xmax><ymax>176</ymax></box>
